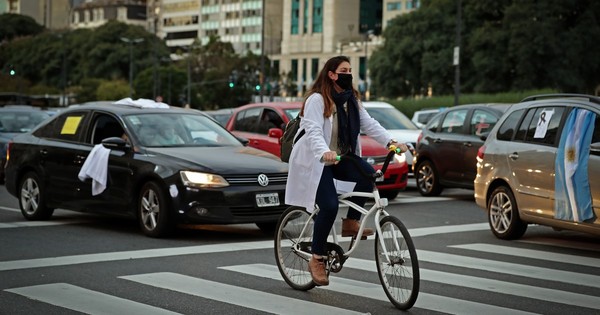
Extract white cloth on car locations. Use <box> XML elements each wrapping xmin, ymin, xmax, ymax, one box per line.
<box><xmin>78</xmin><ymin>144</ymin><xmax>110</xmax><ymax>196</ymax></box>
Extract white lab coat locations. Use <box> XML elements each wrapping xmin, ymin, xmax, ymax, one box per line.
<box><xmin>285</xmin><ymin>93</ymin><xmax>392</xmax><ymax>211</ymax></box>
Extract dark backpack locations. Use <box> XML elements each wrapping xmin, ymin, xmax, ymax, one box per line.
<box><xmin>280</xmin><ymin>116</ymin><xmax>305</xmax><ymax>163</ymax></box>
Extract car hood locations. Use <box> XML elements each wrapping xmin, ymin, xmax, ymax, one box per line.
<box><xmin>144</xmin><ymin>146</ymin><xmax>288</xmax><ymax>174</ymax></box>
<box><xmin>0</xmin><ymin>132</ymin><xmax>19</xmax><ymax>143</ymax></box>
<box><xmin>387</xmin><ymin>129</ymin><xmax>421</xmax><ymax>144</ymax></box>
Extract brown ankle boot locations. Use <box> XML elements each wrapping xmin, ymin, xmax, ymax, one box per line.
<box><xmin>342</xmin><ymin>218</ymin><xmax>374</xmax><ymax>239</ymax></box>
<box><xmin>308</xmin><ymin>256</ymin><xmax>329</xmax><ymax>286</ymax></box>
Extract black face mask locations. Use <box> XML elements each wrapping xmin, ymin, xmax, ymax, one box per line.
<box><xmin>335</xmin><ymin>73</ymin><xmax>353</xmax><ymax>90</ymax></box>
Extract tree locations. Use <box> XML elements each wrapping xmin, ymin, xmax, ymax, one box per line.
<box><xmin>370</xmin><ymin>0</ymin><xmax>600</xmax><ymax>98</ymax></box>
<box><xmin>0</xmin><ymin>13</ymin><xmax>44</xmax><ymax>42</ymax></box>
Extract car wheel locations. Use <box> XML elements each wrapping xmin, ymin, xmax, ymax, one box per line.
<box><xmin>415</xmin><ymin>160</ymin><xmax>443</xmax><ymax>196</ymax></box>
<box><xmin>19</xmin><ymin>172</ymin><xmax>55</xmax><ymax>220</ymax></box>
<box><xmin>487</xmin><ymin>186</ymin><xmax>527</xmax><ymax>240</ymax></box>
<box><xmin>380</xmin><ymin>190</ymin><xmax>400</xmax><ymax>200</ymax></box>
<box><xmin>138</xmin><ymin>181</ymin><xmax>173</xmax><ymax>238</ymax></box>
<box><xmin>256</xmin><ymin>221</ymin><xmax>278</xmax><ymax>235</ymax></box>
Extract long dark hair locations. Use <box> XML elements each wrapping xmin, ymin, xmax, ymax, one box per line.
<box><xmin>301</xmin><ymin>56</ymin><xmax>360</xmax><ymax>118</ymax></box>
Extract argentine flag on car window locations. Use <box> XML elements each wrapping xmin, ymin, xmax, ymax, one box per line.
<box><xmin>554</xmin><ymin>108</ymin><xmax>595</xmax><ymax>222</ymax></box>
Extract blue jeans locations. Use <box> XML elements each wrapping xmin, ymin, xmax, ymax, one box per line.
<box><xmin>312</xmin><ymin>154</ymin><xmax>375</xmax><ymax>256</ymax></box>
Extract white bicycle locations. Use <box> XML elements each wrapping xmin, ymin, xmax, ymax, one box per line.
<box><xmin>274</xmin><ymin>147</ymin><xmax>420</xmax><ymax>310</ymax></box>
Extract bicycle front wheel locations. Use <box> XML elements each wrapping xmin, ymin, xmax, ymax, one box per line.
<box><xmin>374</xmin><ymin>216</ymin><xmax>420</xmax><ymax>310</ymax></box>
<box><xmin>274</xmin><ymin>206</ymin><xmax>316</xmax><ymax>291</ymax></box>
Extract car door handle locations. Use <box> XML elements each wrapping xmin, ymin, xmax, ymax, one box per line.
<box><xmin>509</xmin><ymin>152</ymin><xmax>519</xmax><ymax>160</ymax></box>
<box><xmin>433</xmin><ymin>138</ymin><xmax>442</xmax><ymax>143</ymax></box>
<box><xmin>39</xmin><ymin>149</ymin><xmax>48</xmax><ymax>156</ymax></box>
<box><xmin>462</xmin><ymin>142</ymin><xmax>472</xmax><ymax>147</ymax></box>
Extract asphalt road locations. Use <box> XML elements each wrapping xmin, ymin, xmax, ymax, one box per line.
<box><xmin>1</xmin><ymin>183</ymin><xmax>599</xmax><ymax>314</ymax></box>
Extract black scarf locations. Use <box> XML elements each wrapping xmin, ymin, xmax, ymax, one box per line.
<box><xmin>332</xmin><ymin>90</ymin><xmax>360</xmax><ymax>154</ymax></box>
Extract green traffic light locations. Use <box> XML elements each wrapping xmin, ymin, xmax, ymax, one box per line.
<box><xmin>255</xmin><ymin>84</ymin><xmax>261</xmax><ymax>91</ymax></box>
<box><xmin>9</xmin><ymin>69</ymin><xmax>15</xmax><ymax>76</ymax></box>
<box><xmin>229</xmin><ymin>82</ymin><xmax>234</xmax><ymax>88</ymax></box>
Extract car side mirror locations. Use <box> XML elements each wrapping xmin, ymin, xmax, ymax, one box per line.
<box><xmin>101</xmin><ymin>137</ymin><xmax>131</xmax><ymax>152</ymax></box>
<box><xmin>479</xmin><ymin>133</ymin><xmax>489</xmax><ymax>141</ymax></box>
<box><xmin>268</xmin><ymin>128</ymin><xmax>283</xmax><ymax>139</ymax></box>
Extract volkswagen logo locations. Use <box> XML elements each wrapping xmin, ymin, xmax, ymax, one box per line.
<box><xmin>257</xmin><ymin>174</ymin><xmax>269</xmax><ymax>187</ymax></box>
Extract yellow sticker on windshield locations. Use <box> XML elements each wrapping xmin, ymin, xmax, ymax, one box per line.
<box><xmin>61</xmin><ymin>116</ymin><xmax>82</xmax><ymax>135</ymax></box>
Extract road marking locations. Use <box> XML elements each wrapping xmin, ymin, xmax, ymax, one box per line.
<box><xmin>5</xmin><ymin>283</ymin><xmax>180</xmax><ymax>315</ymax></box>
<box><xmin>343</xmin><ymin>258</ymin><xmax>600</xmax><ymax>310</ymax></box>
<box><xmin>221</xmin><ymin>263</ymin><xmax>538</xmax><ymax>315</ymax></box>
<box><xmin>417</xmin><ymin>249</ymin><xmax>600</xmax><ymax>289</ymax></box>
<box><xmin>451</xmin><ymin>243</ymin><xmax>600</xmax><ymax>267</ymax></box>
<box><xmin>0</xmin><ymin>220</ymin><xmax>89</xmax><ymax>229</ymax></box>
<box><xmin>0</xmin><ymin>223</ymin><xmax>488</xmax><ymax>272</ymax></box>
<box><xmin>0</xmin><ymin>206</ymin><xmax>20</xmax><ymax>212</ymax></box>
<box><xmin>121</xmin><ymin>272</ymin><xmax>364</xmax><ymax>315</ymax></box>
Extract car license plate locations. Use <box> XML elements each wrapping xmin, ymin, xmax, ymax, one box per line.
<box><xmin>376</xmin><ymin>176</ymin><xmax>384</xmax><ymax>182</ymax></box>
<box><xmin>256</xmin><ymin>193</ymin><xmax>280</xmax><ymax>207</ymax></box>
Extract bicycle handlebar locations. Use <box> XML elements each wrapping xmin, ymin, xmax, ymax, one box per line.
<box><xmin>333</xmin><ymin>146</ymin><xmax>404</xmax><ymax>182</ymax></box>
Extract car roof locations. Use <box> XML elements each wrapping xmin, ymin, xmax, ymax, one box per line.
<box><xmin>63</xmin><ymin>102</ymin><xmax>201</xmax><ymax>116</ymax></box>
<box><xmin>235</xmin><ymin>102</ymin><xmax>303</xmax><ymax>111</ymax></box>
<box><xmin>362</xmin><ymin>101</ymin><xmax>394</xmax><ymax>108</ymax></box>
<box><xmin>445</xmin><ymin>103</ymin><xmax>513</xmax><ymax>113</ymax></box>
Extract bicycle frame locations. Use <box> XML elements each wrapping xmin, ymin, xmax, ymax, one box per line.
<box><xmin>292</xmin><ymin>186</ymin><xmax>397</xmax><ymax>265</ymax></box>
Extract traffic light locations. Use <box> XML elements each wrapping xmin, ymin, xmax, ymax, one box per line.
<box><xmin>228</xmin><ymin>75</ymin><xmax>235</xmax><ymax>88</ymax></box>
<box><xmin>9</xmin><ymin>69</ymin><xmax>15</xmax><ymax>76</ymax></box>
<box><xmin>255</xmin><ymin>84</ymin><xmax>261</xmax><ymax>91</ymax></box>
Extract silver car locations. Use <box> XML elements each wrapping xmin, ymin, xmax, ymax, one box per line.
<box><xmin>474</xmin><ymin>94</ymin><xmax>600</xmax><ymax>239</ymax></box>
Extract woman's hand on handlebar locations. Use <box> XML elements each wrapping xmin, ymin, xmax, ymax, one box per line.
<box><xmin>388</xmin><ymin>141</ymin><xmax>408</xmax><ymax>153</ymax></box>
<box><xmin>321</xmin><ymin>151</ymin><xmax>339</xmax><ymax>164</ymax></box>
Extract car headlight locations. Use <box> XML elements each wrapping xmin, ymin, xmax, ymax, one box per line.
<box><xmin>180</xmin><ymin>171</ymin><xmax>229</xmax><ymax>188</ymax></box>
<box><xmin>394</xmin><ymin>154</ymin><xmax>406</xmax><ymax>165</ymax></box>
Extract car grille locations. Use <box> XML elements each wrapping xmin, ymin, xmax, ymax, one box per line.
<box><xmin>224</xmin><ymin>173</ymin><xmax>288</xmax><ymax>186</ymax></box>
<box><xmin>381</xmin><ymin>174</ymin><xmax>398</xmax><ymax>185</ymax></box>
<box><xmin>230</xmin><ymin>205</ymin><xmax>288</xmax><ymax>217</ymax></box>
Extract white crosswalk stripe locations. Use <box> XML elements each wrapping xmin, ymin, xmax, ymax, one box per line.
<box><xmin>220</xmin><ymin>263</ymin><xmax>538</xmax><ymax>315</ymax></box>
<box><xmin>121</xmin><ymin>272</ymin><xmax>364</xmax><ymax>315</ymax></box>
<box><xmin>6</xmin><ymin>283</ymin><xmax>180</xmax><ymax>315</ymax></box>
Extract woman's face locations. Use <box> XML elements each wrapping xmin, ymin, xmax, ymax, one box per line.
<box><xmin>328</xmin><ymin>61</ymin><xmax>352</xmax><ymax>82</ymax></box>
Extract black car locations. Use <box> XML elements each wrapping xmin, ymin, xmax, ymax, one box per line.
<box><xmin>4</xmin><ymin>101</ymin><xmax>288</xmax><ymax>237</ymax></box>
<box><xmin>0</xmin><ymin>106</ymin><xmax>51</xmax><ymax>184</ymax></box>
<box><xmin>413</xmin><ymin>103</ymin><xmax>512</xmax><ymax>196</ymax></box>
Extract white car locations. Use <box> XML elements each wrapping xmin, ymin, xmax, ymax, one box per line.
<box><xmin>363</xmin><ymin>101</ymin><xmax>420</xmax><ymax>174</ymax></box>
<box><xmin>411</xmin><ymin>108</ymin><xmax>446</xmax><ymax>128</ymax></box>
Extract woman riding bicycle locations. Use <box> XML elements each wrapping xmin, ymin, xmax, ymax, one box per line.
<box><xmin>285</xmin><ymin>55</ymin><xmax>407</xmax><ymax>286</ymax></box>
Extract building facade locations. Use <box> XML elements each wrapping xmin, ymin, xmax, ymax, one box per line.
<box><xmin>71</xmin><ymin>0</ymin><xmax>147</xmax><ymax>29</ymax></box>
<box><xmin>2</xmin><ymin>0</ymin><xmax>72</xmax><ymax>29</ymax></box>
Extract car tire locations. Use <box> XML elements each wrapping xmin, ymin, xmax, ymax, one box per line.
<box><xmin>415</xmin><ymin>160</ymin><xmax>443</xmax><ymax>196</ymax></box>
<box><xmin>138</xmin><ymin>181</ymin><xmax>174</xmax><ymax>238</ymax></box>
<box><xmin>19</xmin><ymin>171</ymin><xmax>54</xmax><ymax>220</ymax></box>
<box><xmin>487</xmin><ymin>186</ymin><xmax>527</xmax><ymax>240</ymax></box>
<box><xmin>380</xmin><ymin>190</ymin><xmax>400</xmax><ymax>200</ymax></box>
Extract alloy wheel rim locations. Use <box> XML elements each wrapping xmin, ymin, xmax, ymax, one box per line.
<box><xmin>418</xmin><ymin>165</ymin><xmax>433</xmax><ymax>193</ymax></box>
<box><xmin>490</xmin><ymin>192</ymin><xmax>511</xmax><ymax>233</ymax></box>
<box><xmin>21</xmin><ymin>178</ymin><xmax>40</xmax><ymax>215</ymax></box>
<box><xmin>141</xmin><ymin>189</ymin><xmax>159</xmax><ymax>230</ymax></box>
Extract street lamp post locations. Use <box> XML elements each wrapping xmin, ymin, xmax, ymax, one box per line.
<box><xmin>363</xmin><ymin>30</ymin><xmax>374</xmax><ymax>101</ymax></box>
<box><xmin>121</xmin><ymin>37</ymin><xmax>144</xmax><ymax>98</ymax></box>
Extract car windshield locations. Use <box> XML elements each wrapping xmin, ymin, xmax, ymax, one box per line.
<box><xmin>366</xmin><ymin>107</ymin><xmax>418</xmax><ymax>130</ymax></box>
<box><xmin>123</xmin><ymin>112</ymin><xmax>243</xmax><ymax>147</ymax></box>
<box><xmin>284</xmin><ymin>108</ymin><xmax>301</xmax><ymax>120</ymax></box>
<box><xmin>0</xmin><ymin>110</ymin><xmax>50</xmax><ymax>133</ymax></box>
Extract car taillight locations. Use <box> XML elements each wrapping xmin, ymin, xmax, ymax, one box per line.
<box><xmin>477</xmin><ymin>145</ymin><xmax>486</xmax><ymax>160</ymax></box>
<box><xmin>416</xmin><ymin>132</ymin><xmax>423</xmax><ymax>146</ymax></box>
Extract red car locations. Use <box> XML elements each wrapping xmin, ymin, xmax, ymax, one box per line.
<box><xmin>225</xmin><ymin>102</ymin><xmax>408</xmax><ymax>199</ymax></box>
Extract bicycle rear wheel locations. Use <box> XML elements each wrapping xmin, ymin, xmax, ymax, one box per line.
<box><xmin>274</xmin><ymin>206</ymin><xmax>316</xmax><ymax>290</ymax></box>
<box><xmin>374</xmin><ymin>216</ymin><xmax>420</xmax><ymax>310</ymax></box>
